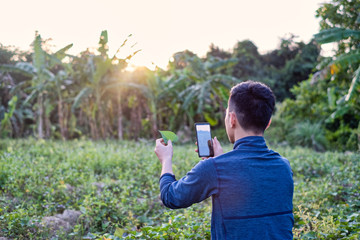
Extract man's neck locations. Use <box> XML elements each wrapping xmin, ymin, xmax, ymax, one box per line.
<box><xmin>233</xmin><ymin>128</ymin><xmax>263</xmax><ymax>143</ymax></box>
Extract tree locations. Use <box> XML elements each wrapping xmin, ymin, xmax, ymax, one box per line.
<box><xmin>164</xmin><ymin>52</ymin><xmax>238</xmax><ymax>130</ymax></box>
<box><xmin>0</xmin><ymin>44</ymin><xmax>33</xmax><ymax>138</ymax></box>
<box><xmin>262</xmin><ymin>36</ymin><xmax>320</xmax><ymax>101</ymax></box>
<box><xmin>0</xmin><ymin>32</ymin><xmax>73</xmax><ymax>139</ymax></box>
<box><xmin>277</xmin><ymin>0</ymin><xmax>360</xmax><ymax>151</ymax></box>
<box><xmin>316</xmin><ymin>0</ymin><xmax>360</xmax><ymax>54</ymax></box>
<box><xmin>206</xmin><ymin>43</ymin><xmax>232</xmax><ymax>60</ymax></box>
<box><xmin>71</xmin><ymin>30</ymin><xmax>139</xmax><ymax>139</ymax></box>
<box><xmin>231</xmin><ymin>40</ymin><xmax>263</xmax><ymax>80</ymax></box>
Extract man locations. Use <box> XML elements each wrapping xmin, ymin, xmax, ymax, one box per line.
<box><xmin>154</xmin><ymin>81</ymin><xmax>294</xmax><ymax>239</ymax></box>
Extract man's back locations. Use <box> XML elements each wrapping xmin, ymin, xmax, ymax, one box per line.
<box><xmin>159</xmin><ymin>136</ymin><xmax>294</xmax><ymax>239</ymax></box>
<box><xmin>156</xmin><ymin>81</ymin><xmax>294</xmax><ymax>239</ymax></box>
<box><xmin>210</xmin><ymin>136</ymin><xmax>293</xmax><ymax>239</ymax></box>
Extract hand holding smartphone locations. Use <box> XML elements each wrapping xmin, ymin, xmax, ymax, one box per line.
<box><xmin>195</xmin><ymin>122</ymin><xmax>214</xmax><ymax>158</ymax></box>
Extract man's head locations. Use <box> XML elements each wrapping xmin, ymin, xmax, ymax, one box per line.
<box><xmin>225</xmin><ymin>80</ymin><xmax>275</xmax><ymax>143</ymax></box>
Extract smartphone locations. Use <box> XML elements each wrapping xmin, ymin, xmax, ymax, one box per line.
<box><xmin>195</xmin><ymin>122</ymin><xmax>214</xmax><ymax>158</ymax></box>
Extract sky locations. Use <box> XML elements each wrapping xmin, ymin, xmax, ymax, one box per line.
<box><xmin>0</xmin><ymin>0</ymin><xmax>329</xmax><ymax>70</ymax></box>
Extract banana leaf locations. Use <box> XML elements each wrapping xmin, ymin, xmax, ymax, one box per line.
<box><xmin>346</xmin><ymin>66</ymin><xmax>360</xmax><ymax>101</ymax></box>
<box><xmin>314</xmin><ymin>28</ymin><xmax>360</xmax><ymax>44</ymax></box>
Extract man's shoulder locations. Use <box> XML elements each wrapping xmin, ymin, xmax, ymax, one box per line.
<box><xmin>213</xmin><ymin>148</ymin><xmax>291</xmax><ymax>166</ymax></box>
<box><xmin>267</xmin><ymin>149</ymin><xmax>291</xmax><ymax>165</ymax></box>
<box><xmin>211</xmin><ymin>150</ymin><xmax>240</xmax><ymax>164</ymax></box>
<box><xmin>191</xmin><ymin>157</ymin><xmax>217</xmax><ymax>172</ymax></box>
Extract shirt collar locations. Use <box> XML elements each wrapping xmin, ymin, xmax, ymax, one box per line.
<box><xmin>233</xmin><ymin>136</ymin><xmax>268</xmax><ymax>150</ymax></box>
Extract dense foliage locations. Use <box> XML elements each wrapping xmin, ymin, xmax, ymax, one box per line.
<box><xmin>0</xmin><ymin>32</ymin><xmax>320</xmax><ymax>141</ymax></box>
<box><xmin>0</xmin><ymin>139</ymin><xmax>359</xmax><ymax>239</ymax></box>
<box><xmin>1</xmin><ymin>0</ymin><xmax>359</xmax><ymax>152</ymax></box>
<box><xmin>0</xmin><ymin>0</ymin><xmax>359</xmax><ymax>239</ymax></box>
<box><xmin>274</xmin><ymin>0</ymin><xmax>360</xmax><ymax>151</ymax></box>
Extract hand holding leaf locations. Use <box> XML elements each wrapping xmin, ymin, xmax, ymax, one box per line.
<box><xmin>159</xmin><ymin>130</ymin><xmax>178</xmax><ymax>144</ymax></box>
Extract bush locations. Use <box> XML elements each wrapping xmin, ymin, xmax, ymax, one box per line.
<box><xmin>275</xmin><ymin>78</ymin><xmax>359</xmax><ymax>152</ymax></box>
<box><xmin>288</xmin><ymin>121</ymin><xmax>329</xmax><ymax>151</ymax></box>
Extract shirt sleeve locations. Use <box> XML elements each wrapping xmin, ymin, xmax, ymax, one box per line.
<box><xmin>159</xmin><ymin>158</ymin><xmax>218</xmax><ymax>209</ymax></box>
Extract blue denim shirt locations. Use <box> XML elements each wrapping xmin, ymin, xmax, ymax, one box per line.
<box><xmin>160</xmin><ymin>136</ymin><xmax>294</xmax><ymax>239</ymax></box>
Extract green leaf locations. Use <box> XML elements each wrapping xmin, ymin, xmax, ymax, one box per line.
<box><xmin>314</xmin><ymin>28</ymin><xmax>360</xmax><ymax>44</ymax></box>
<box><xmin>54</xmin><ymin>43</ymin><xmax>73</xmax><ymax>60</ymax></box>
<box><xmin>99</xmin><ymin>30</ymin><xmax>108</xmax><ymax>44</ymax></box>
<box><xmin>346</xmin><ymin>65</ymin><xmax>360</xmax><ymax>101</ymax></box>
<box><xmin>159</xmin><ymin>130</ymin><xmax>178</xmax><ymax>144</ymax></box>
<box><xmin>33</xmin><ymin>33</ymin><xmax>46</xmax><ymax>70</ymax></box>
<box><xmin>98</xmin><ymin>30</ymin><xmax>109</xmax><ymax>56</ymax></box>
<box><xmin>0</xmin><ymin>63</ymin><xmax>36</xmax><ymax>77</ymax></box>
<box><xmin>204</xmin><ymin>112</ymin><xmax>218</xmax><ymax>126</ymax></box>
<box><xmin>114</xmin><ymin>227</ymin><xmax>125</xmax><ymax>237</ymax></box>
<box><xmin>1</xmin><ymin>96</ymin><xmax>17</xmax><ymax>129</ymax></box>
<box><xmin>208</xmin><ymin>58</ymin><xmax>238</xmax><ymax>71</ymax></box>
<box><xmin>330</xmin><ymin>49</ymin><xmax>360</xmax><ymax>68</ymax></box>
<box><xmin>71</xmin><ymin>87</ymin><xmax>93</xmax><ymax>112</ymax></box>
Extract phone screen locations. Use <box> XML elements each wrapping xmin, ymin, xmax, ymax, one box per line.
<box><xmin>195</xmin><ymin>123</ymin><xmax>214</xmax><ymax>157</ymax></box>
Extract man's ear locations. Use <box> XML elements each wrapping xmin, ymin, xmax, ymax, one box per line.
<box><xmin>230</xmin><ymin>112</ymin><xmax>237</xmax><ymax>128</ymax></box>
<box><xmin>265</xmin><ymin>118</ymin><xmax>272</xmax><ymax>130</ymax></box>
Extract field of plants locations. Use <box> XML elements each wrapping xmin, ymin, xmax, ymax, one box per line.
<box><xmin>0</xmin><ymin>138</ymin><xmax>359</xmax><ymax>239</ymax></box>
<box><xmin>0</xmin><ymin>0</ymin><xmax>359</xmax><ymax>239</ymax></box>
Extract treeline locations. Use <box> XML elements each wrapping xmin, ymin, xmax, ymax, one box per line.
<box><xmin>0</xmin><ymin>32</ymin><xmax>319</xmax><ymax>139</ymax></box>
<box><xmin>0</xmin><ymin>0</ymin><xmax>359</xmax><ymax>151</ymax></box>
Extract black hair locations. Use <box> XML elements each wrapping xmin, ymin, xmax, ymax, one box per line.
<box><xmin>228</xmin><ymin>80</ymin><xmax>275</xmax><ymax>134</ymax></box>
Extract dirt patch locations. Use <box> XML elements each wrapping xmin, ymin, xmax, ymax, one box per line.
<box><xmin>39</xmin><ymin>209</ymin><xmax>82</xmax><ymax>237</ymax></box>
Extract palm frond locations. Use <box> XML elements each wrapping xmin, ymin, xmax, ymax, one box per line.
<box><xmin>208</xmin><ymin>58</ymin><xmax>238</xmax><ymax>71</ymax></box>
<box><xmin>33</xmin><ymin>34</ymin><xmax>46</xmax><ymax>70</ymax></box>
<box><xmin>0</xmin><ymin>63</ymin><xmax>36</xmax><ymax>77</ymax></box>
<box><xmin>331</xmin><ymin>49</ymin><xmax>360</xmax><ymax>68</ymax></box>
<box><xmin>314</xmin><ymin>28</ymin><xmax>360</xmax><ymax>44</ymax></box>
<box><xmin>182</xmin><ymin>85</ymin><xmax>200</xmax><ymax>109</ymax></box>
<box><xmin>346</xmin><ymin>66</ymin><xmax>360</xmax><ymax>101</ymax></box>
<box><xmin>72</xmin><ymin>87</ymin><xmax>93</xmax><ymax>112</ymax></box>
<box><xmin>197</xmin><ymin>80</ymin><xmax>211</xmax><ymax>114</ymax></box>
<box><xmin>42</xmin><ymin>69</ymin><xmax>55</xmax><ymax>80</ymax></box>
<box><xmin>54</xmin><ymin>43</ymin><xmax>73</xmax><ymax>60</ymax></box>
<box><xmin>24</xmin><ymin>89</ymin><xmax>38</xmax><ymax>105</ymax></box>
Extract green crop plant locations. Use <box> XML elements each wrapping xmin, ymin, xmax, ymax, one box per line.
<box><xmin>0</xmin><ymin>139</ymin><xmax>359</xmax><ymax>239</ymax></box>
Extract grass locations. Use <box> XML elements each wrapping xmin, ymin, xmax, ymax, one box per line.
<box><xmin>0</xmin><ymin>138</ymin><xmax>359</xmax><ymax>239</ymax></box>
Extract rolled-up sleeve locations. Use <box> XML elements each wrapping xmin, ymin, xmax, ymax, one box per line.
<box><xmin>159</xmin><ymin>158</ymin><xmax>218</xmax><ymax>209</ymax></box>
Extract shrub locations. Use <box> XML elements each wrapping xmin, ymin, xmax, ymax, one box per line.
<box><xmin>288</xmin><ymin>121</ymin><xmax>329</xmax><ymax>151</ymax></box>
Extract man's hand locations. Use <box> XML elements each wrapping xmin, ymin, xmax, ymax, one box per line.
<box><xmin>155</xmin><ymin>138</ymin><xmax>174</xmax><ymax>176</ymax></box>
<box><xmin>195</xmin><ymin>136</ymin><xmax>224</xmax><ymax>160</ymax></box>
<box><xmin>212</xmin><ymin>136</ymin><xmax>224</xmax><ymax>157</ymax></box>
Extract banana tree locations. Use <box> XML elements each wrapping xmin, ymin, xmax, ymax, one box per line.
<box><xmin>165</xmin><ymin>54</ymin><xmax>238</xmax><ymax>128</ymax></box>
<box><xmin>314</xmin><ymin>27</ymin><xmax>360</xmax><ymax>121</ymax></box>
<box><xmin>114</xmin><ymin>68</ymin><xmax>161</xmax><ymax>139</ymax></box>
<box><xmin>72</xmin><ymin>30</ymin><xmax>140</xmax><ymax>139</ymax></box>
<box><xmin>0</xmin><ymin>32</ymin><xmax>73</xmax><ymax>139</ymax></box>
<box><xmin>0</xmin><ymin>95</ymin><xmax>17</xmax><ymax>137</ymax></box>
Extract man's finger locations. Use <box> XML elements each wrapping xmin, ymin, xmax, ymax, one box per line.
<box><xmin>214</xmin><ymin>137</ymin><xmax>220</xmax><ymax>146</ymax></box>
<box><xmin>156</xmin><ymin>138</ymin><xmax>166</xmax><ymax>147</ymax></box>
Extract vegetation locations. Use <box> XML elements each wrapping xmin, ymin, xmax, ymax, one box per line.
<box><xmin>274</xmin><ymin>0</ymin><xmax>360</xmax><ymax>151</ymax></box>
<box><xmin>0</xmin><ymin>139</ymin><xmax>359</xmax><ymax>239</ymax></box>
<box><xmin>1</xmin><ymin>2</ymin><xmax>359</xmax><ymax>152</ymax></box>
<box><xmin>0</xmin><ymin>32</ymin><xmax>321</xmax><ymax>143</ymax></box>
<box><xmin>0</xmin><ymin>0</ymin><xmax>359</xmax><ymax>239</ymax></box>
